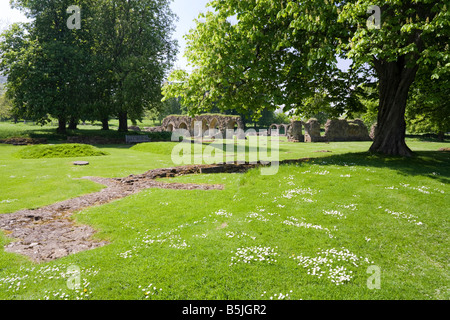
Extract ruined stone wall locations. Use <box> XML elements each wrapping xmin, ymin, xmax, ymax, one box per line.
<box><xmin>288</xmin><ymin>118</ymin><xmax>371</xmax><ymax>142</ymax></box>
<box><xmin>287</xmin><ymin>121</ymin><xmax>304</xmax><ymax>142</ymax></box>
<box><xmin>161</xmin><ymin>114</ymin><xmax>244</xmax><ymax>138</ymax></box>
<box><xmin>324</xmin><ymin>119</ymin><xmax>371</xmax><ymax>141</ymax></box>
<box><xmin>269</xmin><ymin>123</ymin><xmax>291</xmax><ymax>136</ymax></box>
<box><xmin>304</xmin><ymin>119</ymin><xmax>326</xmax><ymax>142</ymax></box>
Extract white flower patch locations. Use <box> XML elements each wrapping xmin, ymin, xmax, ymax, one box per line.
<box><xmin>119</xmin><ymin>250</ymin><xmax>134</xmax><ymax>258</ymax></box>
<box><xmin>0</xmin><ymin>264</ymin><xmax>99</xmax><ymax>300</ymax></box>
<box><xmin>140</xmin><ymin>228</ymin><xmax>191</xmax><ymax>250</ymax></box>
<box><xmin>340</xmin><ymin>174</ymin><xmax>351</xmax><ymax>178</ymax></box>
<box><xmin>300</xmin><ymin>198</ymin><xmax>316</xmax><ymax>203</ymax></box>
<box><xmin>399</xmin><ymin>183</ymin><xmax>444</xmax><ymax>194</ymax></box>
<box><xmin>261</xmin><ymin>290</ymin><xmax>293</xmax><ymax>300</ymax></box>
<box><xmin>313</xmin><ymin>170</ymin><xmax>330</xmax><ymax>175</ymax></box>
<box><xmin>413</xmin><ymin>186</ymin><xmax>431</xmax><ymax>194</ymax></box>
<box><xmin>323</xmin><ymin>210</ymin><xmax>345</xmax><ymax>219</ymax></box>
<box><xmin>139</xmin><ymin>283</ymin><xmax>163</xmax><ymax>299</ymax></box>
<box><xmin>281</xmin><ymin>187</ymin><xmax>317</xmax><ymax>199</ymax></box>
<box><xmin>169</xmin><ymin>239</ymin><xmax>190</xmax><ymax>249</ymax></box>
<box><xmin>282</xmin><ymin>216</ymin><xmax>333</xmax><ymax>238</ymax></box>
<box><xmin>337</xmin><ymin>204</ymin><xmax>358</xmax><ymax>211</ymax></box>
<box><xmin>381</xmin><ymin>207</ymin><xmax>423</xmax><ymax>226</ymax></box>
<box><xmin>246</xmin><ymin>212</ymin><xmax>269</xmax><ymax>222</ymax></box>
<box><xmin>291</xmin><ymin>248</ymin><xmax>373</xmax><ymax>286</ymax></box>
<box><xmin>225</xmin><ymin>231</ymin><xmax>256</xmax><ymax>240</ymax></box>
<box><xmin>230</xmin><ymin>246</ymin><xmax>278</xmax><ymax>266</ymax></box>
<box><xmin>193</xmin><ymin>233</ymin><xmax>208</xmax><ymax>238</ymax></box>
<box><xmin>214</xmin><ymin>209</ymin><xmax>232</xmax><ymax>218</ymax></box>
<box><xmin>0</xmin><ymin>199</ymin><xmax>18</xmax><ymax>204</ymax></box>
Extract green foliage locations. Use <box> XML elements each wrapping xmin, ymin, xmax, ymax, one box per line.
<box><xmin>273</xmin><ymin>112</ymin><xmax>290</xmax><ymax>124</ymax></box>
<box><xmin>163</xmin><ymin>0</ymin><xmax>449</xmax><ymax>155</ymax></box>
<box><xmin>14</xmin><ymin>143</ymin><xmax>109</xmax><ymax>159</ymax></box>
<box><xmin>0</xmin><ymin>0</ymin><xmax>178</xmax><ymax>132</ymax></box>
<box><xmin>0</xmin><ymin>93</ymin><xmax>13</xmax><ymax>120</ymax></box>
<box><xmin>406</xmin><ymin>64</ymin><xmax>450</xmax><ymax>136</ymax></box>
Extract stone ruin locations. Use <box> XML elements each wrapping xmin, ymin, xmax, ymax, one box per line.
<box><xmin>142</xmin><ymin>115</ymin><xmax>371</xmax><ymax>142</ymax></box>
<box><xmin>286</xmin><ymin>118</ymin><xmax>372</xmax><ymax>142</ymax></box>
<box><xmin>268</xmin><ymin>123</ymin><xmax>291</xmax><ymax>136</ymax></box>
<box><xmin>155</xmin><ymin>114</ymin><xmax>245</xmax><ymax>138</ymax></box>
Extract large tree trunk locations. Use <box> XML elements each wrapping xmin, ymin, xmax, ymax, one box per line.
<box><xmin>101</xmin><ymin>118</ymin><xmax>110</xmax><ymax>131</ymax></box>
<box><xmin>118</xmin><ymin>111</ymin><xmax>128</xmax><ymax>132</ymax></box>
<box><xmin>370</xmin><ymin>58</ymin><xmax>419</xmax><ymax>157</ymax></box>
<box><xmin>68</xmin><ymin>117</ymin><xmax>78</xmax><ymax>130</ymax></box>
<box><xmin>56</xmin><ymin>116</ymin><xmax>66</xmax><ymax>134</ymax></box>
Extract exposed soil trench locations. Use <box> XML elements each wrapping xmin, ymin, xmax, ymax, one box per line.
<box><xmin>0</xmin><ymin>162</ymin><xmax>275</xmax><ymax>263</ymax></box>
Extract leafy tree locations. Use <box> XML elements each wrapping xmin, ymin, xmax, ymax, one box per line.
<box><xmin>1</xmin><ymin>0</ymin><xmax>95</xmax><ymax>133</ymax></box>
<box><xmin>163</xmin><ymin>0</ymin><xmax>449</xmax><ymax>156</ymax></box>
<box><xmin>405</xmin><ymin>64</ymin><xmax>449</xmax><ymax>140</ymax></box>
<box><xmin>1</xmin><ymin>0</ymin><xmax>177</xmax><ymax>133</ymax></box>
<box><xmin>0</xmin><ymin>92</ymin><xmax>13</xmax><ymax>120</ymax></box>
<box><xmin>274</xmin><ymin>112</ymin><xmax>291</xmax><ymax>124</ymax></box>
<box><xmin>92</xmin><ymin>0</ymin><xmax>178</xmax><ymax>132</ymax></box>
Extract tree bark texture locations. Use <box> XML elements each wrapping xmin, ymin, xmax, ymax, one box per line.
<box><xmin>118</xmin><ymin>111</ymin><xmax>128</xmax><ymax>132</ymax></box>
<box><xmin>101</xmin><ymin>118</ymin><xmax>110</xmax><ymax>130</ymax></box>
<box><xmin>57</xmin><ymin>116</ymin><xmax>66</xmax><ymax>134</ymax></box>
<box><xmin>370</xmin><ymin>58</ymin><xmax>419</xmax><ymax>157</ymax></box>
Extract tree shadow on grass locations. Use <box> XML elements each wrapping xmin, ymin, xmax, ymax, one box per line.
<box><xmin>308</xmin><ymin>150</ymin><xmax>450</xmax><ymax>184</ymax></box>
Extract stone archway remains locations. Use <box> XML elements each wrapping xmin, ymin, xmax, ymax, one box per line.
<box><xmin>162</xmin><ymin>114</ymin><xmax>244</xmax><ymax>139</ymax></box>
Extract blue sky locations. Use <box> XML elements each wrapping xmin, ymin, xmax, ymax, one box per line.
<box><xmin>0</xmin><ymin>0</ymin><xmax>351</xmax><ymax>72</ymax></box>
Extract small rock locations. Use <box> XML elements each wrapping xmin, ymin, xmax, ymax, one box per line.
<box><xmin>73</xmin><ymin>161</ymin><xmax>89</xmax><ymax>166</ymax></box>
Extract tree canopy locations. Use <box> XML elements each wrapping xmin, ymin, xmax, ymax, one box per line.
<box><xmin>163</xmin><ymin>0</ymin><xmax>449</xmax><ymax>156</ymax></box>
<box><xmin>0</xmin><ymin>0</ymin><xmax>178</xmax><ymax>132</ymax></box>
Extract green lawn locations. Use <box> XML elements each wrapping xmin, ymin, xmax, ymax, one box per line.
<box><xmin>0</xmin><ymin>126</ymin><xmax>448</xmax><ymax>300</ymax></box>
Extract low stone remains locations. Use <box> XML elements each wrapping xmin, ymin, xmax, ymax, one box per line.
<box><xmin>324</xmin><ymin>119</ymin><xmax>371</xmax><ymax>141</ymax></box>
<box><xmin>0</xmin><ymin>159</ymin><xmax>312</xmax><ymax>262</ymax></box>
<box><xmin>125</xmin><ymin>135</ymin><xmax>151</xmax><ymax>144</ymax></box>
<box><xmin>285</xmin><ymin>118</ymin><xmax>372</xmax><ymax>142</ymax></box>
<box><xmin>0</xmin><ymin>137</ymin><xmax>47</xmax><ymax>145</ymax></box>
<box><xmin>67</xmin><ymin>136</ymin><xmax>123</xmax><ymax>144</ymax></box>
<box><xmin>127</xmin><ymin>125</ymin><xmax>141</xmax><ymax>132</ymax></box>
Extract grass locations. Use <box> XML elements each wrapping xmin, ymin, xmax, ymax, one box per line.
<box><xmin>0</xmin><ymin>120</ymin><xmax>169</xmax><ymax>143</ymax></box>
<box><xmin>14</xmin><ymin>144</ymin><xmax>109</xmax><ymax>159</ymax></box>
<box><xmin>0</xmin><ymin>122</ymin><xmax>448</xmax><ymax>300</ymax></box>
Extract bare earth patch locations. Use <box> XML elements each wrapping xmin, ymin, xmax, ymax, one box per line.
<box><xmin>0</xmin><ymin>160</ymin><xmax>309</xmax><ymax>262</ymax></box>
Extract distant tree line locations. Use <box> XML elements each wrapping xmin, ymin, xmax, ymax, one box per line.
<box><xmin>0</xmin><ymin>0</ymin><xmax>178</xmax><ymax>133</ymax></box>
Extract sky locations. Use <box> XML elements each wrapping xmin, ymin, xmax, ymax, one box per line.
<box><xmin>0</xmin><ymin>0</ymin><xmax>351</xmax><ymax>72</ymax></box>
